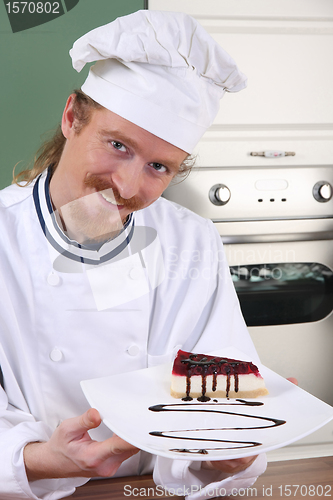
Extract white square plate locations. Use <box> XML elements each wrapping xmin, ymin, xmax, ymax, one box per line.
<box><xmin>81</xmin><ymin>348</ymin><xmax>333</xmax><ymax>461</ymax></box>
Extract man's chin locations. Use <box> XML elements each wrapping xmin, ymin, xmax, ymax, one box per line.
<box><xmin>82</xmin><ymin>227</ymin><xmax>124</xmax><ymax>245</ymax></box>
<box><xmin>77</xmin><ymin>216</ymin><xmax>128</xmax><ymax>243</ymax></box>
<box><xmin>62</xmin><ymin>200</ymin><xmax>131</xmax><ymax>244</ymax></box>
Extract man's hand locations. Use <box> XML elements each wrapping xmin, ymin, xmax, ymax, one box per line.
<box><xmin>201</xmin><ymin>455</ymin><xmax>258</xmax><ymax>474</ymax></box>
<box><xmin>24</xmin><ymin>408</ymin><xmax>139</xmax><ymax>481</ymax></box>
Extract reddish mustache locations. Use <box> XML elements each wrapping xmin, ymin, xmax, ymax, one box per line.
<box><xmin>84</xmin><ymin>175</ymin><xmax>143</xmax><ymax>211</ymax></box>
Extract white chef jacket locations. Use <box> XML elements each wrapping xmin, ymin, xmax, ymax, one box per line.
<box><xmin>0</xmin><ymin>170</ymin><xmax>266</xmax><ymax>499</ymax></box>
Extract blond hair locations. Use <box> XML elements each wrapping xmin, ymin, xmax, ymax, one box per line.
<box><xmin>12</xmin><ymin>90</ymin><xmax>102</xmax><ymax>186</ymax></box>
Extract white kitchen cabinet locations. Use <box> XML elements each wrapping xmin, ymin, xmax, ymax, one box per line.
<box><xmin>149</xmin><ymin>0</ymin><xmax>333</xmax><ymax>167</ymax></box>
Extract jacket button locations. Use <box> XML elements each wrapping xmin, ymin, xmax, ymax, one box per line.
<box><xmin>47</xmin><ymin>272</ymin><xmax>61</xmax><ymax>286</ymax></box>
<box><xmin>127</xmin><ymin>345</ymin><xmax>140</xmax><ymax>356</ymax></box>
<box><xmin>129</xmin><ymin>268</ymin><xmax>143</xmax><ymax>280</ymax></box>
<box><xmin>49</xmin><ymin>348</ymin><xmax>63</xmax><ymax>362</ymax></box>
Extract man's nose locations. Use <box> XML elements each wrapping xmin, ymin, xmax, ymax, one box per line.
<box><xmin>111</xmin><ymin>160</ymin><xmax>142</xmax><ymax>200</ymax></box>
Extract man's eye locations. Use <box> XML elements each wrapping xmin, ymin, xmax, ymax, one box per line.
<box><xmin>111</xmin><ymin>141</ymin><xmax>126</xmax><ymax>152</ymax></box>
<box><xmin>150</xmin><ymin>163</ymin><xmax>167</xmax><ymax>173</ymax></box>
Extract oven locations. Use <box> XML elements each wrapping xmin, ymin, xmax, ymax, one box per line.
<box><xmin>164</xmin><ymin>164</ymin><xmax>333</xmax><ymax>461</ymax></box>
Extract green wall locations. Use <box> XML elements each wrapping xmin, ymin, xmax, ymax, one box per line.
<box><xmin>0</xmin><ymin>0</ymin><xmax>145</xmax><ymax>189</ymax></box>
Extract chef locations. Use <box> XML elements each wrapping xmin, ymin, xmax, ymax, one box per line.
<box><xmin>0</xmin><ymin>10</ymin><xmax>267</xmax><ymax>499</ymax></box>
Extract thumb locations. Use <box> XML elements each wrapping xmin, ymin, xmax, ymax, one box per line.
<box><xmin>79</xmin><ymin>408</ymin><xmax>102</xmax><ymax>431</ymax></box>
<box><xmin>55</xmin><ymin>408</ymin><xmax>102</xmax><ymax>442</ymax></box>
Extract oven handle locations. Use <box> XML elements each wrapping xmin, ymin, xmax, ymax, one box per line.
<box><xmin>221</xmin><ymin>231</ymin><xmax>333</xmax><ymax>244</ymax></box>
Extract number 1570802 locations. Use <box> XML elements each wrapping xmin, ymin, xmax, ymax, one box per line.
<box><xmin>5</xmin><ymin>2</ymin><xmax>61</xmax><ymax>14</ymax></box>
<box><xmin>278</xmin><ymin>484</ymin><xmax>331</xmax><ymax>496</ymax></box>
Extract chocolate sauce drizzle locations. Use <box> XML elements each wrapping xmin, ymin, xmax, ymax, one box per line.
<box><xmin>181</xmin><ymin>355</ymin><xmax>246</xmax><ymax>401</ymax></box>
<box><xmin>149</xmin><ymin>401</ymin><xmax>285</xmax><ymax>429</ymax></box>
<box><xmin>148</xmin><ymin>399</ymin><xmax>286</xmax><ymax>455</ymax></box>
<box><xmin>150</xmin><ymin>431</ymin><xmax>261</xmax><ymax>451</ymax></box>
<box><xmin>170</xmin><ymin>448</ymin><xmax>209</xmax><ymax>455</ymax></box>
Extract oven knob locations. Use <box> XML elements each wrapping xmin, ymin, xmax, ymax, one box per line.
<box><xmin>209</xmin><ymin>184</ymin><xmax>231</xmax><ymax>206</ymax></box>
<box><xmin>313</xmin><ymin>181</ymin><xmax>332</xmax><ymax>202</ymax></box>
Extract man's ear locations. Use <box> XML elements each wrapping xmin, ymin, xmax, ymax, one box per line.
<box><xmin>61</xmin><ymin>94</ymin><xmax>76</xmax><ymax>139</ymax></box>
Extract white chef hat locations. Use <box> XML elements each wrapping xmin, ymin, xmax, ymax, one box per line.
<box><xmin>70</xmin><ymin>10</ymin><xmax>247</xmax><ymax>153</ymax></box>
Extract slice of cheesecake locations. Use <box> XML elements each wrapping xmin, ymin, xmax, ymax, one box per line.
<box><xmin>171</xmin><ymin>350</ymin><xmax>268</xmax><ymax>401</ymax></box>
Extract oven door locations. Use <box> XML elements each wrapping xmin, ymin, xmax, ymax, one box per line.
<box><xmin>217</xmin><ymin>220</ymin><xmax>333</xmax><ymax>460</ymax></box>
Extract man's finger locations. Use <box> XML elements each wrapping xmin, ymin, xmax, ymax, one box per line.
<box><xmin>59</xmin><ymin>408</ymin><xmax>102</xmax><ymax>440</ymax></box>
<box><xmin>95</xmin><ymin>434</ymin><xmax>139</xmax><ymax>462</ymax></box>
<box><xmin>203</xmin><ymin>455</ymin><xmax>258</xmax><ymax>473</ymax></box>
<box><xmin>287</xmin><ymin>377</ymin><xmax>298</xmax><ymax>386</ymax></box>
<box><xmin>110</xmin><ymin>434</ymin><xmax>140</xmax><ymax>456</ymax></box>
<box><xmin>78</xmin><ymin>408</ymin><xmax>102</xmax><ymax>430</ymax></box>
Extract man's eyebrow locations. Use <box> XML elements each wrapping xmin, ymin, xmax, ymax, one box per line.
<box><xmin>99</xmin><ymin>129</ymin><xmax>140</xmax><ymax>150</ymax></box>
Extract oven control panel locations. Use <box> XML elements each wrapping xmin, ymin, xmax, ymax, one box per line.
<box><xmin>164</xmin><ymin>165</ymin><xmax>333</xmax><ymax>222</ymax></box>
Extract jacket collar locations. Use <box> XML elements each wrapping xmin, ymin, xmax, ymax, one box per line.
<box><xmin>33</xmin><ymin>169</ymin><xmax>135</xmax><ymax>265</ymax></box>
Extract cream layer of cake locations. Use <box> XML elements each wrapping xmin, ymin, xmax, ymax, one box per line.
<box><xmin>171</xmin><ymin>350</ymin><xmax>268</xmax><ymax>401</ymax></box>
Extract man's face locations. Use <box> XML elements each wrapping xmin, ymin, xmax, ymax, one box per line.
<box><xmin>50</xmin><ymin>96</ymin><xmax>188</xmax><ymax>244</ymax></box>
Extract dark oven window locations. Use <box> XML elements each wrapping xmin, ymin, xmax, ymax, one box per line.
<box><xmin>230</xmin><ymin>263</ymin><xmax>333</xmax><ymax>327</ymax></box>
